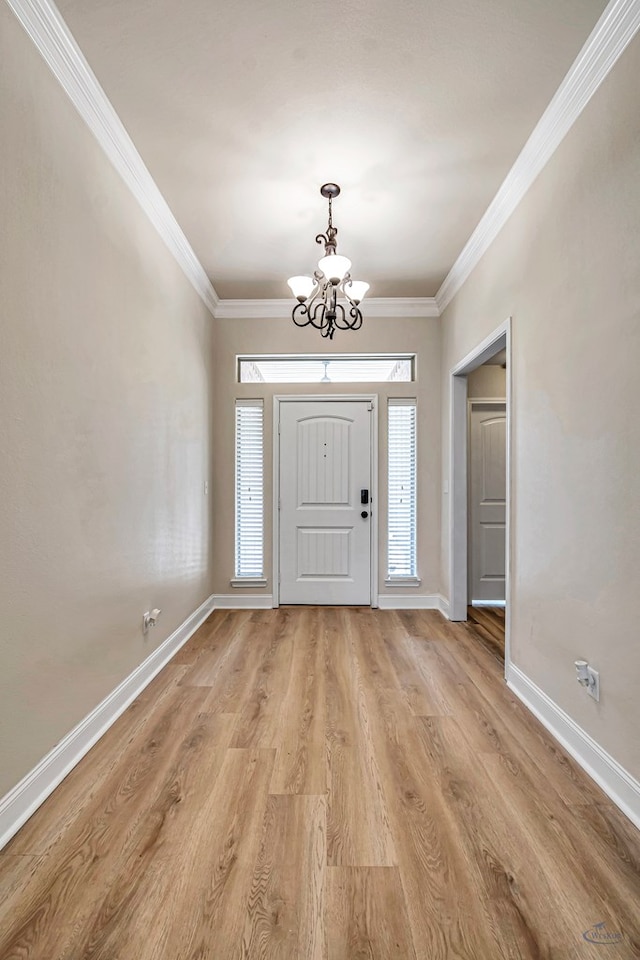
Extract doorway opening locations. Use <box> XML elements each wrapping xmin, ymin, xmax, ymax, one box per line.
<box><xmin>449</xmin><ymin>319</ymin><xmax>511</xmax><ymax>671</ymax></box>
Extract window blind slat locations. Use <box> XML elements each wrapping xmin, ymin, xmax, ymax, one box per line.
<box><xmin>387</xmin><ymin>401</ymin><xmax>417</xmax><ymax>578</ymax></box>
<box><xmin>235</xmin><ymin>402</ymin><xmax>264</xmax><ymax>578</ymax></box>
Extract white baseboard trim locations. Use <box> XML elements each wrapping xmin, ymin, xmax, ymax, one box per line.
<box><xmin>377</xmin><ymin>594</ymin><xmax>448</xmax><ymax>612</ymax></box>
<box><xmin>438</xmin><ymin>595</ymin><xmax>451</xmax><ymax>618</ymax></box>
<box><xmin>507</xmin><ymin>663</ymin><xmax>640</xmax><ymax>832</ymax></box>
<box><xmin>471</xmin><ymin>600</ymin><xmax>506</xmax><ymax>608</ymax></box>
<box><xmin>213</xmin><ymin>593</ymin><xmax>274</xmax><ymax>609</ymax></box>
<box><xmin>0</xmin><ymin>593</ymin><xmax>215</xmax><ymax>852</ymax></box>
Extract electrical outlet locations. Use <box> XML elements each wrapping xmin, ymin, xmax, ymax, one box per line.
<box><xmin>142</xmin><ymin>608</ymin><xmax>161</xmax><ymax>633</ymax></box>
<box><xmin>586</xmin><ymin>666</ymin><xmax>600</xmax><ymax>702</ymax></box>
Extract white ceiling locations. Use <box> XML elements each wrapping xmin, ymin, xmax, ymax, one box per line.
<box><xmin>56</xmin><ymin>0</ymin><xmax>607</xmax><ymax>299</ymax></box>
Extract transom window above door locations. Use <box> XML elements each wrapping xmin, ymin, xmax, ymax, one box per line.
<box><xmin>237</xmin><ymin>354</ymin><xmax>415</xmax><ymax>383</ymax></box>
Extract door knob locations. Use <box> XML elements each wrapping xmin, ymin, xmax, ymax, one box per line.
<box><xmin>361</xmin><ymin>511</ymin><xmax>369</xmax><ymax>519</ymax></box>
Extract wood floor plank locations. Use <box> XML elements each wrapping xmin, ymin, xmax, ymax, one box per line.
<box><xmin>139</xmin><ymin>747</ymin><xmax>277</xmax><ymax>960</ymax></box>
<box><xmin>56</xmin><ymin>710</ymin><xmax>239</xmax><ymax>960</ymax></box>
<box><xmin>417</xmin><ymin>715</ymin><xmax>588</xmax><ymax>959</ymax></box>
<box><xmin>560</xmin><ymin>802</ymin><xmax>640</xmax><ymax>938</ymax></box>
<box><xmin>376</xmin><ymin>610</ymin><xmax>446</xmax><ymax>717</ymax></box>
<box><xmin>348</xmin><ymin>614</ymin><xmax>497</xmax><ymax>959</ymax></box>
<box><xmin>241</xmin><ymin>794</ymin><xmax>326</xmax><ymax>959</ymax></box>
<box><xmin>191</xmin><ymin>610</ymin><xmax>290</xmax><ymax>721</ymax></box>
<box><xmin>481</xmin><ymin>749</ymin><xmax>640</xmax><ymax>956</ymax></box>
<box><xmin>467</xmin><ymin>605</ymin><xmax>506</xmax><ymax>661</ymax></box>
<box><xmin>2</xmin><ymin>607</ymin><xmax>640</xmax><ymax>960</ymax></box>
<box><xmin>325</xmin><ymin>608</ymin><xmax>397</xmax><ymax>867</ymax></box>
<box><xmin>0</xmin><ymin>686</ymin><xmax>213</xmax><ymax>959</ymax></box>
<box><xmin>230</xmin><ymin>608</ymin><xmax>297</xmax><ymax>749</ymax></box>
<box><xmin>0</xmin><ymin>854</ymin><xmax>41</xmax><ymax>912</ymax></box>
<box><xmin>270</xmin><ymin>607</ymin><xmax>327</xmax><ymax>794</ymax></box>
<box><xmin>4</xmin><ymin>665</ymin><xmax>196</xmax><ymax>857</ymax></box>
<box><xmin>395</xmin><ymin>609</ymin><xmax>453</xmax><ymax>643</ymax></box>
<box><xmin>441</xmin><ymin>624</ymin><xmax>595</xmax><ymax>807</ymax></box>
<box><xmin>181</xmin><ymin>609</ymin><xmax>254</xmax><ymax>683</ymax></box>
<box><xmin>327</xmin><ymin>866</ymin><xmax>416</xmax><ymax>960</ymax></box>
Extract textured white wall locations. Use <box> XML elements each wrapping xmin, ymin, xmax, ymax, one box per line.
<box><xmin>0</xmin><ymin>6</ymin><xmax>214</xmax><ymax>795</ymax></box>
<box><xmin>211</xmin><ymin>316</ymin><xmax>441</xmax><ymax>598</ymax></box>
<box><xmin>440</xmin><ymin>34</ymin><xmax>640</xmax><ymax>779</ymax></box>
<box><xmin>467</xmin><ymin>364</ymin><xmax>506</xmax><ymax>398</ymax></box>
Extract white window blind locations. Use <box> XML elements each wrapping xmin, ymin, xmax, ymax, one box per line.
<box><xmin>387</xmin><ymin>399</ymin><xmax>417</xmax><ymax>578</ymax></box>
<box><xmin>235</xmin><ymin>400</ymin><xmax>264</xmax><ymax>578</ymax></box>
<box><xmin>238</xmin><ymin>355</ymin><xmax>415</xmax><ymax>383</ymax></box>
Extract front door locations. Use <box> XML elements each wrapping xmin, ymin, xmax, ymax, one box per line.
<box><xmin>278</xmin><ymin>399</ymin><xmax>372</xmax><ymax>604</ymax></box>
<box><xmin>469</xmin><ymin>402</ymin><xmax>506</xmax><ymax>603</ymax></box>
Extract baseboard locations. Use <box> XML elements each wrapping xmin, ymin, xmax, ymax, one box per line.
<box><xmin>438</xmin><ymin>595</ymin><xmax>450</xmax><ymax>618</ymax></box>
<box><xmin>0</xmin><ymin>593</ymin><xmax>215</xmax><ymax>852</ymax></box>
<box><xmin>212</xmin><ymin>593</ymin><xmax>274</xmax><ymax>609</ymax></box>
<box><xmin>377</xmin><ymin>594</ymin><xmax>448</xmax><ymax>612</ymax></box>
<box><xmin>507</xmin><ymin>663</ymin><xmax>640</xmax><ymax>832</ymax></box>
<box><xmin>471</xmin><ymin>600</ymin><xmax>506</xmax><ymax>608</ymax></box>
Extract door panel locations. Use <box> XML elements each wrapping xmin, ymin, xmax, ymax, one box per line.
<box><xmin>469</xmin><ymin>403</ymin><xmax>506</xmax><ymax>603</ymax></box>
<box><xmin>297</xmin><ymin>528</ymin><xmax>351</xmax><ymax>577</ymax></box>
<box><xmin>298</xmin><ymin>418</ymin><xmax>350</xmax><ymax>504</ymax></box>
<box><xmin>279</xmin><ymin>400</ymin><xmax>372</xmax><ymax>605</ymax></box>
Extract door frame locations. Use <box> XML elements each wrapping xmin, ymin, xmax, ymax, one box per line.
<box><xmin>449</xmin><ymin>318</ymin><xmax>512</xmax><ymax>672</ymax></box>
<box><xmin>467</xmin><ymin>399</ymin><xmax>507</xmax><ymax>606</ymax></box>
<box><xmin>272</xmin><ymin>394</ymin><xmax>379</xmax><ymax>608</ymax></box>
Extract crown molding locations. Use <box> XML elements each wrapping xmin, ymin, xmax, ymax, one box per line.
<box><xmin>435</xmin><ymin>0</ymin><xmax>640</xmax><ymax>314</ymax></box>
<box><xmin>13</xmin><ymin>0</ymin><xmax>639</xmax><ymax>322</ymax></box>
<box><xmin>6</xmin><ymin>0</ymin><xmax>219</xmax><ymax>317</ymax></box>
<box><xmin>214</xmin><ymin>297</ymin><xmax>440</xmax><ymax>320</ymax></box>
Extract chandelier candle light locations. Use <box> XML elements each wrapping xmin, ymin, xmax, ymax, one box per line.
<box><xmin>287</xmin><ymin>184</ymin><xmax>369</xmax><ymax>340</ymax></box>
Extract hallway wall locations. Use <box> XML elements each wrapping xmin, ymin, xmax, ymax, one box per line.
<box><xmin>211</xmin><ymin>315</ymin><xmax>441</xmax><ymax>600</ymax></box>
<box><xmin>467</xmin><ymin>364</ymin><xmax>506</xmax><ymax>399</ymax></box>
<box><xmin>0</xmin><ymin>6</ymin><xmax>214</xmax><ymax>796</ymax></box>
<box><xmin>440</xmin><ymin>33</ymin><xmax>640</xmax><ymax>780</ymax></box>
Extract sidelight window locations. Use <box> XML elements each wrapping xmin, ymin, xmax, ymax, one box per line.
<box><xmin>387</xmin><ymin>399</ymin><xmax>418</xmax><ymax>581</ymax></box>
<box><xmin>235</xmin><ymin>400</ymin><xmax>264</xmax><ymax>580</ymax></box>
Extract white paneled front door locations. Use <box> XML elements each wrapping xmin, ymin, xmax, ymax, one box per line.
<box><xmin>278</xmin><ymin>399</ymin><xmax>372</xmax><ymax>605</ymax></box>
<box><xmin>469</xmin><ymin>402</ymin><xmax>507</xmax><ymax>603</ymax></box>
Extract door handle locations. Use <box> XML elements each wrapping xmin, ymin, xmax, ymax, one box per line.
<box><xmin>361</xmin><ymin>511</ymin><xmax>369</xmax><ymax>519</ymax></box>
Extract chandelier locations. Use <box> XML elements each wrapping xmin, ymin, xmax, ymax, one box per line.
<box><xmin>287</xmin><ymin>183</ymin><xmax>369</xmax><ymax>340</ymax></box>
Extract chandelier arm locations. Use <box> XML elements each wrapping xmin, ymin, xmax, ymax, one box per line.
<box><xmin>292</xmin><ymin>301</ymin><xmax>312</xmax><ymax>327</ymax></box>
<box><xmin>292</xmin><ymin>302</ymin><xmax>327</xmax><ymax>332</ymax></box>
<box><xmin>291</xmin><ymin>279</ymin><xmax>325</xmax><ymax>328</ymax></box>
<box><xmin>332</xmin><ymin>303</ymin><xmax>356</xmax><ymax>331</ymax></box>
<box><xmin>311</xmin><ymin>300</ymin><xmax>331</xmax><ymax>331</ymax></box>
<box><xmin>306</xmin><ymin>281</ymin><xmax>323</xmax><ymax>314</ymax></box>
<box><xmin>348</xmin><ymin>305</ymin><xmax>364</xmax><ymax>330</ymax></box>
<box><xmin>338</xmin><ymin>277</ymin><xmax>364</xmax><ymax>330</ymax></box>
<box><xmin>331</xmin><ymin>299</ymin><xmax>362</xmax><ymax>331</ymax></box>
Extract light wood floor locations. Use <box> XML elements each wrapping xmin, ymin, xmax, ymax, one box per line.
<box><xmin>467</xmin><ymin>604</ymin><xmax>506</xmax><ymax>660</ymax></box>
<box><xmin>1</xmin><ymin>608</ymin><xmax>639</xmax><ymax>959</ymax></box>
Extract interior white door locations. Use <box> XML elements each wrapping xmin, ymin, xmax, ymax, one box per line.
<box><xmin>469</xmin><ymin>402</ymin><xmax>506</xmax><ymax>603</ymax></box>
<box><xmin>278</xmin><ymin>400</ymin><xmax>372</xmax><ymax>605</ymax></box>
